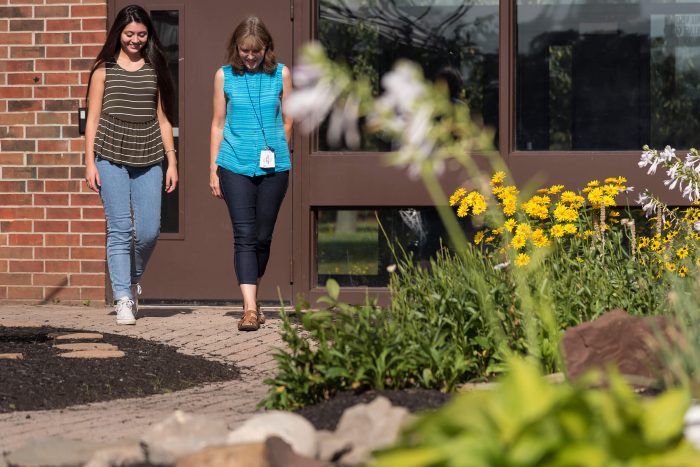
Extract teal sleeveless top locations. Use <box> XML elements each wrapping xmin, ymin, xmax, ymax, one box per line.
<box><xmin>216</xmin><ymin>63</ymin><xmax>291</xmax><ymax>176</ymax></box>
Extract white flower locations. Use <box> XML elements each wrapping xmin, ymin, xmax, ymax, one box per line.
<box><xmin>694</xmin><ymin>220</ymin><xmax>700</xmax><ymax>232</ymax></box>
<box><xmin>660</xmin><ymin>145</ymin><xmax>676</xmax><ymax>162</ymax></box>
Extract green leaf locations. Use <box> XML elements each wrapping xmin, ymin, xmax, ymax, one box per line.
<box><xmin>641</xmin><ymin>387</ymin><xmax>690</xmax><ymax>446</ymax></box>
<box><xmin>326</xmin><ymin>278</ymin><xmax>340</xmax><ymax>301</ymax></box>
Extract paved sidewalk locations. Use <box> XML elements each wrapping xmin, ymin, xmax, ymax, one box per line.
<box><xmin>0</xmin><ymin>304</ymin><xmax>286</xmax><ymax>453</ymax></box>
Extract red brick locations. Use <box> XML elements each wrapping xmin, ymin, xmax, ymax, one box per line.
<box><xmin>80</xmin><ymin>261</ymin><xmax>104</xmax><ymax>274</ymax></box>
<box><xmin>26</xmin><ymin>180</ymin><xmax>44</xmax><ymax>192</ymax></box>
<box><xmin>46</xmin><ymin>286</ymin><xmax>81</xmax><ymax>302</ymax></box>
<box><xmin>70</xmin><ymin>58</ymin><xmax>91</xmax><ymax>71</ymax></box>
<box><xmin>36</xmin><ymin>59</ymin><xmax>69</xmax><ymax>72</ymax></box>
<box><xmin>10</xmin><ymin>46</ymin><xmax>44</xmax><ymax>58</ymax></box>
<box><xmin>6</xmin><ymin>73</ymin><xmax>40</xmax><ymax>85</ymax></box>
<box><xmin>81</xmin><ymin>45</ymin><xmax>100</xmax><ymax>58</ymax></box>
<box><xmin>34</xmin><ymin>193</ymin><xmax>69</xmax><ymax>206</ymax></box>
<box><xmin>35</xmin><ymin>247</ymin><xmax>68</xmax><ymax>259</ymax></box>
<box><xmin>46</xmin><ymin>46</ymin><xmax>78</xmax><ymax>59</ymax></box>
<box><xmin>0</xmin><ymin>153</ymin><xmax>23</xmax><ymax>164</ymax></box>
<box><xmin>9</xmin><ymin>233</ymin><xmax>43</xmax><ymax>246</ymax></box>
<box><xmin>0</xmin><ymin>220</ymin><xmax>31</xmax><ymax>232</ymax></box>
<box><xmin>37</xmin><ymin>140</ymin><xmax>69</xmax><ymax>152</ymax></box>
<box><xmin>44</xmin><ymin>72</ymin><xmax>79</xmax><ymax>84</ymax></box>
<box><xmin>35</xmin><ymin>32</ymin><xmax>69</xmax><ymax>45</ymax></box>
<box><xmin>80</xmin><ymin>234</ymin><xmax>103</xmax><ymax>247</ymax></box>
<box><xmin>0</xmin><ymin>272</ymin><xmax>32</xmax><ymax>285</ymax></box>
<box><xmin>8</xmin><ymin>100</ymin><xmax>42</xmax><ymax>111</ymax></box>
<box><xmin>45</xmin><ymin>180</ymin><xmax>79</xmax><ymax>192</ymax></box>
<box><xmin>71</xmin><ymin>31</ymin><xmax>105</xmax><ymax>45</ymax></box>
<box><xmin>61</xmin><ymin>125</ymin><xmax>79</xmax><ymax>138</ymax></box>
<box><xmin>35</xmin><ymin>5</ymin><xmax>69</xmax><ymax>17</ymax></box>
<box><xmin>0</xmin><ymin>246</ymin><xmax>33</xmax><ymax>259</ymax></box>
<box><xmin>46</xmin><ymin>233</ymin><xmax>79</xmax><ymax>246</ymax></box>
<box><xmin>0</xmin><ymin>19</ymin><xmax>6</xmax><ymax>32</ymax></box>
<box><xmin>0</xmin><ymin>60</ymin><xmax>33</xmax><ymax>73</ymax></box>
<box><xmin>46</xmin><ymin>208</ymin><xmax>81</xmax><ymax>220</ymax></box>
<box><xmin>2</xmin><ymin>167</ymin><xmax>35</xmax><ymax>180</ymax></box>
<box><xmin>70</xmin><ymin>247</ymin><xmax>103</xmax><ymax>259</ymax></box>
<box><xmin>34</xmin><ymin>220</ymin><xmax>67</xmax><ymax>232</ymax></box>
<box><xmin>37</xmin><ymin>112</ymin><xmax>68</xmax><ymax>124</ymax></box>
<box><xmin>70</xmin><ymin>193</ymin><xmax>101</xmax><ymax>206</ymax></box>
<box><xmin>70</xmin><ymin>273</ymin><xmax>102</xmax><ymax>286</ymax></box>
<box><xmin>81</xmin><ymin>207</ymin><xmax>103</xmax><ymax>219</ymax></box>
<box><xmin>0</xmin><ymin>32</ymin><xmax>31</xmax><ymax>44</ymax></box>
<box><xmin>0</xmin><ymin>207</ymin><xmax>42</xmax><ymax>219</ymax></box>
<box><xmin>0</xmin><ymin>287</ymin><xmax>6</xmax><ymax>299</ymax></box>
<box><xmin>80</xmin><ymin>287</ymin><xmax>105</xmax><ymax>301</ymax></box>
<box><xmin>46</xmin><ymin>19</ymin><xmax>80</xmax><ymax>31</ymax></box>
<box><xmin>71</xmin><ymin>4</ymin><xmax>106</xmax><ymax>17</ymax></box>
<box><xmin>69</xmin><ymin>140</ymin><xmax>84</xmax><ymax>151</ymax></box>
<box><xmin>44</xmin><ymin>100</ymin><xmax>76</xmax><ymax>112</ymax></box>
<box><xmin>70</xmin><ymin>220</ymin><xmax>105</xmax><ymax>233</ymax></box>
<box><xmin>7</xmin><ymin>286</ymin><xmax>43</xmax><ymax>300</ymax></box>
<box><xmin>1</xmin><ymin>139</ymin><xmax>34</xmax><ymax>151</ymax></box>
<box><xmin>70</xmin><ymin>166</ymin><xmax>85</xmax><ymax>180</ymax></box>
<box><xmin>0</xmin><ymin>126</ymin><xmax>23</xmax><ymax>138</ymax></box>
<box><xmin>0</xmin><ymin>6</ymin><xmax>32</xmax><ymax>18</ymax></box>
<box><xmin>0</xmin><ymin>112</ymin><xmax>34</xmax><ymax>124</ymax></box>
<box><xmin>10</xmin><ymin>19</ymin><xmax>43</xmax><ymax>31</ymax></box>
<box><xmin>0</xmin><ymin>194</ymin><xmax>32</xmax><ymax>205</ymax></box>
<box><xmin>0</xmin><ymin>234</ymin><xmax>6</xmax><ymax>246</ymax></box>
<box><xmin>9</xmin><ymin>260</ymin><xmax>44</xmax><ymax>272</ymax></box>
<box><xmin>81</xmin><ymin>18</ymin><xmax>105</xmax><ymax>31</ymax></box>
<box><xmin>46</xmin><ymin>260</ymin><xmax>80</xmax><ymax>273</ymax></box>
<box><xmin>27</xmin><ymin>127</ymin><xmax>63</xmax><ymax>140</ymax></box>
<box><xmin>0</xmin><ymin>260</ymin><xmax>7</xmax><ymax>273</ymax></box>
<box><xmin>37</xmin><ymin>167</ymin><xmax>69</xmax><ymax>179</ymax></box>
<box><xmin>34</xmin><ymin>273</ymin><xmax>68</xmax><ymax>286</ymax></box>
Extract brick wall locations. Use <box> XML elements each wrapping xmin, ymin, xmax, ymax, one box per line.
<box><xmin>0</xmin><ymin>1</ymin><xmax>108</xmax><ymax>304</ymax></box>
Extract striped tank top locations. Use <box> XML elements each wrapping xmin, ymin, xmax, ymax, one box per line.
<box><xmin>94</xmin><ymin>62</ymin><xmax>164</xmax><ymax>167</ymax></box>
<box><xmin>216</xmin><ymin>63</ymin><xmax>291</xmax><ymax>176</ymax></box>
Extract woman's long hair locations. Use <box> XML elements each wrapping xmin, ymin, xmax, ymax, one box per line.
<box><xmin>86</xmin><ymin>4</ymin><xmax>175</xmax><ymax>124</ymax></box>
<box><xmin>226</xmin><ymin>16</ymin><xmax>277</xmax><ymax>75</ymax></box>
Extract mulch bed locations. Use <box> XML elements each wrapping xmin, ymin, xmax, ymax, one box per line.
<box><xmin>296</xmin><ymin>388</ymin><xmax>453</xmax><ymax>431</ymax></box>
<box><xmin>0</xmin><ymin>326</ymin><xmax>239</xmax><ymax>413</ymax></box>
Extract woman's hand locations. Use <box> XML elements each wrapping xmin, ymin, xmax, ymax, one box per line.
<box><xmin>165</xmin><ymin>164</ymin><xmax>178</xmax><ymax>193</ymax></box>
<box><xmin>84</xmin><ymin>162</ymin><xmax>101</xmax><ymax>193</ymax></box>
<box><xmin>209</xmin><ymin>165</ymin><xmax>222</xmax><ymax>199</ymax></box>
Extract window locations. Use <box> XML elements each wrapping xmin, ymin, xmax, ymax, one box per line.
<box><xmin>517</xmin><ymin>0</ymin><xmax>700</xmax><ymax>151</ymax></box>
<box><xmin>317</xmin><ymin>0</ymin><xmax>500</xmax><ymax>151</ymax></box>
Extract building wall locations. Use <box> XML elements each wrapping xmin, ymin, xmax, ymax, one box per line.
<box><xmin>0</xmin><ymin>1</ymin><xmax>108</xmax><ymax>304</ymax></box>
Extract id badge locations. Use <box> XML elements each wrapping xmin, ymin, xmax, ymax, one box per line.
<box><xmin>260</xmin><ymin>148</ymin><xmax>275</xmax><ymax>168</ymax></box>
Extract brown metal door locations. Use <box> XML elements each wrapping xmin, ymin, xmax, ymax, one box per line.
<box><xmin>109</xmin><ymin>0</ymin><xmax>294</xmax><ymax>302</ymax></box>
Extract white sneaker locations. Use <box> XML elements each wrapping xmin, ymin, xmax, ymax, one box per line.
<box><xmin>131</xmin><ymin>283</ymin><xmax>142</xmax><ymax>316</ymax></box>
<box><xmin>115</xmin><ymin>297</ymin><xmax>136</xmax><ymax>325</ymax></box>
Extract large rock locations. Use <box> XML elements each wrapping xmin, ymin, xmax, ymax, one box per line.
<box><xmin>265</xmin><ymin>436</ymin><xmax>324</xmax><ymax>467</ymax></box>
<box><xmin>5</xmin><ymin>437</ymin><xmax>103</xmax><ymax>467</ymax></box>
<box><xmin>140</xmin><ymin>410</ymin><xmax>230</xmax><ymax>465</ymax></box>
<box><xmin>317</xmin><ymin>396</ymin><xmax>410</xmax><ymax>465</ymax></box>
<box><xmin>176</xmin><ymin>442</ymin><xmax>268</xmax><ymax>467</ymax></box>
<box><xmin>561</xmin><ymin>309</ymin><xmax>667</xmax><ymax>382</ymax></box>
<box><xmin>226</xmin><ymin>411</ymin><xmax>317</xmax><ymax>458</ymax></box>
<box><xmin>84</xmin><ymin>439</ymin><xmax>145</xmax><ymax>467</ymax></box>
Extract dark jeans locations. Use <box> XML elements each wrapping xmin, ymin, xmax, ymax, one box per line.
<box><xmin>218</xmin><ymin>167</ymin><xmax>289</xmax><ymax>285</ymax></box>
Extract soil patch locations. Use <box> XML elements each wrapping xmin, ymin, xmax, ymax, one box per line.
<box><xmin>0</xmin><ymin>327</ymin><xmax>239</xmax><ymax>413</ymax></box>
<box><xmin>296</xmin><ymin>388</ymin><xmax>452</xmax><ymax>431</ymax></box>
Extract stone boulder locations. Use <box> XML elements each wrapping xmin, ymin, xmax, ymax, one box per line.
<box><xmin>561</xmin><ymin>309</ymin><xmax>668</xmax><ymax>382</ymax></box>
<box><xmin>226</xmin><ymin>411</ymin><xmax>318</xmax><ymax>458</ymax></box>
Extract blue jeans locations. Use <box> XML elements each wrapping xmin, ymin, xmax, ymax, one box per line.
<box><xmin>218</xmin><ymin>168</ymin><xmax>289</xmax><ymax>285</ymax></box>
<box><xmin>96</xmin><ymin>156</ymin><xmax>163</xmax><ymax>300</ymax></box>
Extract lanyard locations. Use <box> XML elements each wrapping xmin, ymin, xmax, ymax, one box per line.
<box><xmin>243</xmin><ymin>71</ymin><xmax>270</xmax><ymax>149</ymax></box>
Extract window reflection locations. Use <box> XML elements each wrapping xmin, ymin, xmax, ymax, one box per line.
<box><xmin>318</xmin><ymin>0</ymin><xmax>499</xmax><ymax>151</ymax></box>
<box><xmin>517</xmin><ymin>0</ymin><xmax>700</xmax><ymax>151</ymax></box>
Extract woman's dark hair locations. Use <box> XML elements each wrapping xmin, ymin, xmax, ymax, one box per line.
<box><xmin>226</xmin><ymin>16</ymin><xmax>277</xmax><ymax>75</ymax></box>
<box><xmin>86</xmin><ymin>4</ymin><xmax>175</xmax><ymax>124</ymax></box>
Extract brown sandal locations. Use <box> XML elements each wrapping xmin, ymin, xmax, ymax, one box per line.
<box><xmin>238</xmin><ymin>309</ymin><xmax>260</xmax><ymax>331</ymax></box>
<box><xmin>257</xmin><ymin>304</ymin><xmax>265</xmax><ymax>324</ymax></box>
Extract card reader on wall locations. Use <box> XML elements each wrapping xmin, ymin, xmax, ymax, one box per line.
<box><xmin>78</xmin><ymin>107</ymin><xmax>87</xmax><ymax>135</ymax></box>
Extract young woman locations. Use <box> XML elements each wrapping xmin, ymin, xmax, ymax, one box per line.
<box><xmin>84</xmin><ymin>4</ymin><xmax>177</xmax><ymax>324</ymax></box>
<box><xmin>209</xmin><ymin>16</ymin><xmax>293</xmax><ymax>331</ymax></box>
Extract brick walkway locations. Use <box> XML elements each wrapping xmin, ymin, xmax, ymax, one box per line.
<box><xmin>0</xmin><ymin>304</ymin><xmax>285</xmax><ymax>453</ymax></box>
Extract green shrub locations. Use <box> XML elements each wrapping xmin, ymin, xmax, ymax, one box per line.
<box><xmin>373</xmin><ymin>359</ymin><xmax>699</xmax><ymax>467</ymax></box>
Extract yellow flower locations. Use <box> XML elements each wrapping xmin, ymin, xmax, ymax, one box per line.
<box><xmin>677</xmin><ymin>246</ymin><xmax>689</xmax><ymax>259</ymax></box>
<box><xmin>679</xmin><ymin>265</ymin><xmax>689</xmax><ymax>278</ymax></box>
<box><xmin>511</xmin><ymin>235</ymin><xmax>526</xmax><ymax>250</ymax></box>
<box><xmin>515</xmin><ymin>253</ymin><xmax>530</xmax><ymax>267</ymax></box>
<box><xmin>586</xmin><ymin>180</ymin><xmax>600</xmax><ymax>188</ymax></box>
<box><xmin>638</xmin><ymin>237</ymin><xmax>650</xmax><ymax>249</ymax></box>
<box><xmin>547</xmin><ymin>184</ymin><xmax>564</xmax><ymax>195</ymax></box>
<box><xmin>457</xmin><ymin>198</ymin><xmax>469</xmax><ymax>218</ymax></box>
<box><xmin>609</xmin><ymin>210</ymin><xmax>620</xmax><ymax>217</ymax></box>
<box><xmin>650</xmin><ymin>239</ymin><xmax>661</xmax><ymax>252</ymax></box>
<box><xmin>576</xmin><ymin>257</ymin><xmax>584</xmax><ymax>263</ymax></box>
<box><xmin>468</xmin><ymin>192</ymin><xmax>487</xmax><ymax>215</ymax></box>
<box><xmin>550</xmin><ymin>224</ymin><xmax>565</xmax><ymax>238</ymax></box>
<box><xmin>563</xmin><ymin>223</ymin><xmax>577</xmax><ymax>234</ymax></box>
<box><xmin>515</xmin><ymin>223</ymin><xmax>532</xmax><ymax>238</ymax></box>
<box><xmin>522</xmin><ymin>195</ymin><xmax>550</xmax><ymax>220</ymax></box>
<box><xmin>665</xmin><ymin>262</ymin><xmax>677</xmax><ymax>272</ymax></box>
<box><xmin>532</xmin><ymin>229</ymin><xmax>550</xmax><ymax>248</ymax></box>
<box><xmin>553</xmin><ymin>203</ymin><xmax>578</xmax><ymax>222</ymax></box>
<box><xmin>474</xmin><ymin>231</ymin><xmax>485</xmax><ymax>245</ymax></box>
<box><xmin>582</xmin><ymin>229</ymin><xmax>594</xmax><ymax>237</ymax></box>
<box><xmin>504</xmin><ymin>218</ymin><xmax>517</xmax><ymax>232</ymax></box>
<box><xmin>491</xmin><ymin>171</ymin><xmax>506</xmax><ymax>185</ymax></box>
<box><xmin>503</xmin><ymin>198</ymin><xmax>517</xmax><ymax>216</ymax></box>
<box><xmin>485</xmin><ymin>235</ymin><xmax>495</xmax><ymax>243</ymax></box>
<box><xmin>449</xmin><ymin>188</ymin><xmax>466</xmax><ymax>206</ymax></box>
